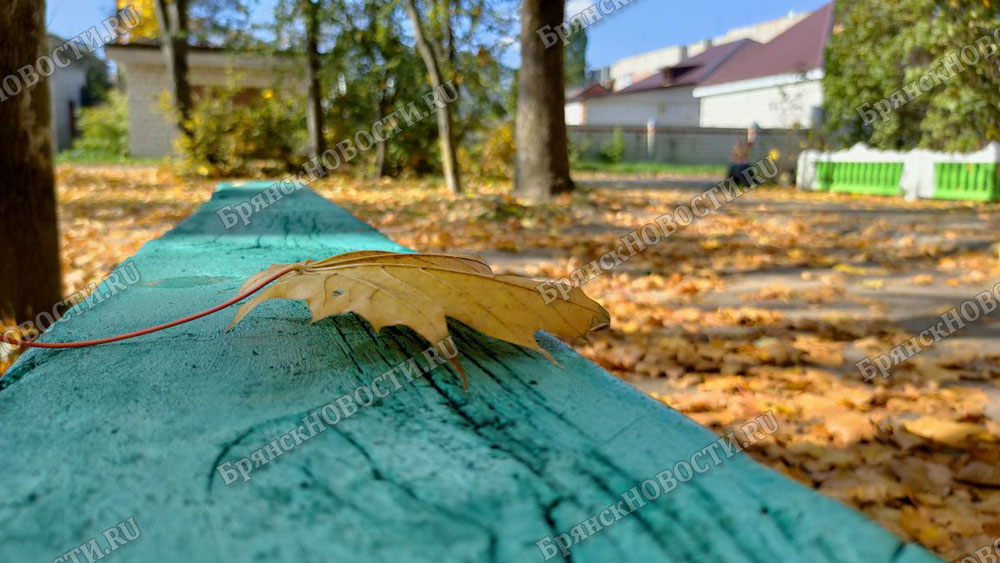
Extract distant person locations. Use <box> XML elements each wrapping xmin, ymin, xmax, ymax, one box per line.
<box><xmin>728</xmin><ymin>140</ymin><xmax>752</xmax><ymax>186</ymax></box>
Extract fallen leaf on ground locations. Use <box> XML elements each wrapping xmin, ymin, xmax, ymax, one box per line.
<box><xmin>957</xmin><ymin>461</ymin><xmax>1000</xmax><ymax>487</ymax></box>
<box><xmin>891</xmin><ymin>457</ymin><xmax>953</xmax><ymax>495</ymax></box>
<box><xmin>824</xmin><ymin>412</ymin><xmax>874</xmax><ymax>446</ymax></box>
<box><xmin>899</xmin><ymin>506</ymin><xmax>952</xmax><ymax>551</ymax></box>
<box><xmin>903</xmin><ymin>417</ymin><xmax>985</xmax><ymax>448</ymax></box>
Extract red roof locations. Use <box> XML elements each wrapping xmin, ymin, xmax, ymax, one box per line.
<box><xmin>700</xmin><ymin>2</ymin><xmax>833</xmax><ymax>87</ymax></box>
<box><xmin>616</xmin><ymin>39</ymin><xmax>759</xmax><ymax>94</ymax></box>
<box><xmin>566</xmin><ymin>82</ymin><xmax>612</xmax><ymax>102</ymax></box>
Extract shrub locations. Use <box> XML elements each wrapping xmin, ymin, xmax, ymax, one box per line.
<box><xmin>177</xmin><ymin>82</ymin><xmax>307</xmax><ymax>177</ymax></box>
<box><xmin>71</xmin><ymin>90</ymin><xmax>128</xmax><ymax>158</ymax></box>
<box><xmin>480</xmin><ymin>122</ymin><xmax>516</xmax><ymax>178</ymax></box>
<box><xmin>460</xmin><ymin>121</ymin><xmax>516</xmax><ymax>179</ymax></box>
<box><xmin>568</xmin><ymin>136</ymin><xmax>591</xmax><ymax>163</ymax></box>
<box><xmin>600</xmin><ymin>127</ymin><xmax>625</xmax><ymax>163</ymax></box>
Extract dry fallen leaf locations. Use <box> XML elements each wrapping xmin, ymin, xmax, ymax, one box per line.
<box><xmin>229</xmin><ymin>251</ymin><xmax>610</xmax><ymax>387</ymax></box>
<box><xmin>824</xmin><ymin>412</ymin><xmax>874</xmax><ymax>446</ymax></box>
<box><xmin>956</xmin><ymin>461</ymin><xmax>1000</xmax><ymax>487</ymax></box>
<box><xmin>899</xmin><ymin>506</ymin><xmax>952</xmax><ymax>551</ymax></box>
<box><xmin>891</xmin><ymin>457</ymin><xmax>953</xmax><ymax>495</ymax></box>
<box><xmin>903</xmin><ymin>417</ymin><xmax>985</xmax><ymax>448</ymax></box>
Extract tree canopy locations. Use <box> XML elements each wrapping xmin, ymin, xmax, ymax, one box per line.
<box><xmin>564</xmin><ymin>20</ymin><xmax>587</xmax><ymax>88</ymax></box>
<box><xmin>824</xmin><ymin>0</ymin><xmax>1000</xmax><ymax>152</ymax></box>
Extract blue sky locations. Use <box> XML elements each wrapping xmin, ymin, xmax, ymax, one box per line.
<box><xmin>46</xmin><ymin>0</ymin><xmax>123</xmax><ymax>58</ymax></box>
<box><xmin>46</xmin><ymin>0</ymin><xmax>828</xmax><ymax>69</ymax></box>
<box><xmin>574</xmin><ymin>0</ymin><xmax>827</xmax><ymax>67</ymax></box>
<box><xmin>46</xmin><ymin>0</ymin><xmax>118</xmax><ymax>39</ymax></box>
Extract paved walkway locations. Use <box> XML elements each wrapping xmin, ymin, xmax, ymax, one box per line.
<box><xmin>491</xmin><ymin>181</ymin><xmax>1000</xmax><ymax>417</ymax></box>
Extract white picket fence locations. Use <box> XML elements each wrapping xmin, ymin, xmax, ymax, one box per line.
<box><xmin>797</xmin><ymin>142</ymin><xmax>1000</xmax><ymax>200</ymax></box>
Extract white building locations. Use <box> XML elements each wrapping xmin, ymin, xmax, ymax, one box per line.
<box><xmin>565</xmin><ymin>83</ymin><xmax>611</xmax><ymax>126</ymax></box>
<box><xmin>569</xmin><ymin>2</ymin><xmax>833</xmax><ymax>130</ymax></box>
<box><xmin>106</xmin><ymin>44</ymin><xmax>301</xmax><ymax>158</ymax></box>
<box><xmin>569</xmin><ymin>39</ymin><xmax>756</xmax><ymax>127</ymax></box>
<box><xmin>693</xmin><ymin>3</ymin><xmax>832</xmax><ymax>129</ymax></box>
<box><xmin>603</xmin><ymin>10</ymin><xmax>809</xmax><ymax>91</ymax></box>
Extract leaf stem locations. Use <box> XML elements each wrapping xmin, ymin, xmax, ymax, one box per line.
<box><xmin>0</xmin><ymin>265</ymin><xmax>297</xmax><ymax>350</ymax></box>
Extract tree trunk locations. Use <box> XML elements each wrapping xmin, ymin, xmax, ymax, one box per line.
<box><xmin>373</xmin><ymin>137</ymin><xmax>387</xmax><ymax>177</ymax></box>
<box><xmin>153</xmin><ymin>0</ymin><xmax>193</xmax><ymax>140</ymax></box>
<box><xmin>304</xmin><ymin>0</ymin><xmax>326</xmax><ymax>156</ymax></box>
<box><xmin>514</xmin><ymin>0</ymin><xmax>574</xmax><ymax>201</ymax></box>
<box><xmin>374</xmin><ymin>90</ymin><xmax>389</xmax><ymax>177</ymax></box>
<box><xmin>0</xmin><ymin>0</ymin><xmax>62</xmax><ymax>325</ymax></box>
<box><xmin>402</xmin><ymin>0</ymin><xmax>462</xmax><ymax>195</ymax></box>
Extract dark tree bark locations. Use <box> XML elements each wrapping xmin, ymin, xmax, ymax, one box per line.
<box><xmin>153</xmin><ymin>0</ymin><xmax>193</xmax><ymax>139</ymax></box>
<box><xmin>0</xmin><ymin>0</ymin><xmax>62</xmax><ymax>324</ymax></box>
<box><xmin>303</xmin><ymin>0</ymin><xmax>326</xmax><ymax>155</ymax></box>
<box><xmin>402</xmin><ymin>0</ymin><xmax>462</xmax><ymax>195</ymax></box>
<box><xmin>373</xmin><ymin>83</ymin><xmax>393</xmax><ymax>177</ymax></box>
<box><xmin>373</xmin><ymin>134</ymin><xmax>387</xmax><ymax>177</ymax></box>
<box><xmin>514</xmin><ymin>0</ymin><xmax>574</xmax><ymax>200</ymax></box>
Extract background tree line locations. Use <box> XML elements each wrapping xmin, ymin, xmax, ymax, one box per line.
<box><xmin>823</xmin><ymin>0</ymin><xmax>1000</xmax><ymax>152</ymax></box>
<box><xmin>100</xmin><ymin>0</ymin><xmax>573</xmax><ymax>199</ymax></box>
<box><xmin>2</xmin><ymin>0</ymin><xmax>577</xmax><ymax>322</ymax></box>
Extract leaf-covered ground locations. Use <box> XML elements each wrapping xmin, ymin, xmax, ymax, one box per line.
<box><xmin>8</xmin><ymin>164</ymin><xmax>1000</xmax><ymax>558</ymax></box>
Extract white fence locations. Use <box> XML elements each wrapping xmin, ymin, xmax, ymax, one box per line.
<box><xmin>797</xmin><ymin>142</ymin><xmax>1000</xmax><ymax>200</ymax></box>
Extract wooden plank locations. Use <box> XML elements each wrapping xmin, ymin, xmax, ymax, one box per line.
<box><xmin>0</xmin><ymin>182</ymin><xmax>939</xmax><ymax>562</ymax></box>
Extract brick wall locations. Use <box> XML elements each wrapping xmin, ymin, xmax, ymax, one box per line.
<box><xmin>124</xmin><ymin>64</ymin><xmax>175</xmax><ymax>158</ymax></box>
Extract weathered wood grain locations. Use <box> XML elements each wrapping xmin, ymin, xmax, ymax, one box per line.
<box><xmin>0</xmin><ymin>182</ymin><xmax>939</xmax><ymax>562</ymax></box>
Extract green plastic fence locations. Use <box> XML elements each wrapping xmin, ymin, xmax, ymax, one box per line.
<box><xmin>933</xmin><ymin>162</ymin><xmax>1000</xmax><ymax>202</ymax></box>
<box><xmin>815</xmin><ymin>161</ymin><xmax>902</xmax><ymax>196</ymax></box>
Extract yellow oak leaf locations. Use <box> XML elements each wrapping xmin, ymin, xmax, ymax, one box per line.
<box><xmin>229</xmin><ymin>251</ymin><xmax>610</xmax><ymax>387</ymax></box>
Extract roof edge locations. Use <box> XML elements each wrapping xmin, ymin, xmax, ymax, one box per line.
<box><xmin>693</xmin><ymin>68</ymin><xmax>824</xmax><ymax>98</ymax></box>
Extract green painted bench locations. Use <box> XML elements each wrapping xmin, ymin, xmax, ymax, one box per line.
<box><xmin>0</xmin><ymin>182</ymin><xmax>939</xmax><ymax>562</ymax></box>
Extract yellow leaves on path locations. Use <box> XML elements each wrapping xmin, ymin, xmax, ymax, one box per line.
<box><xmin>56</xmin><ymin>165</ymin><xmax>214</xmax><ymax>292</ymax></box>
<box><xmin>957</xmin><ymin>461</ymin><xmax>1000</xmax><ymax>487</ymax></box>
<box><xmin>822</xmin><ymin>412</ymin><xmax>874</xmax><ymax>446</ymax></box>
<box><xmin>229</xmin><ymin>251</ymin><xmax>610</xmax><ymax>387</ymax></box>
<box><xmin>902</xmin><ymin>416</ymin><xmax>987</xmax><ymax>448</ymax></box>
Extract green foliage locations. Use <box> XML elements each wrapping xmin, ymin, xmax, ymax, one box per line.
<box><xmin>71</xmin><ymin>90</ymin><xmax>129</xmax><ymax>158</ymax></box>
<box><xmin>572</xmin><ymin>160</ymin><xmax>728</xmax><ymax>178</ymax></box>
<box><xmin>270</xmin><ymin>0</ymin><xmax>517</xmax><ymax>178</ymax></box>
<box><xmin>130</xmin><ymin>0</ymin><xmax>515</xmax><ymax>179</ymax></box>
<box><xmin>824</xmin><ymin>0</ymin><xmax>1000</xmax><ymax>152</ymax></box>
<box><xmin>55</xmin><ymin>152</ymin><xmax>161</xmax><ymax>165</ymax></box>
<box><xmin>321</xmin><ymin>0</ymin><xmax>441</xmax><ymax>176</ymax></box>
<box><xmin>419</xmin><ymin>0</ymin><xmax>517</xmax><ymax>158</ymax></box>
<box><xmin>460</xmin><ymin>121</ymin><xmax>515</xmax><ymax>179</ymax></box>
<box><xmin>600</xmin><ymin>127</ymin><xmax>626</xmax><ymax>163</ymax></box>
<box><xmin>177</xmin><ymin>82</ymin><xmax>307</xmax><ymax>177</ymax></box>
<box><xmin>564</xmin><ymin>21</ymin><xmax>587</xmax><ymax>88</ymax></box>
<box><xmin>568</xmin><ymin>136</ymin><xmax>591</xmax><ymax>163</ymax></box>
<box><xmin>136</xmin><ymin>0</ymin><xmax>516</xmax><ymax>180</ymax></box>
<box><xmin>81</xmin><ymin>63</ymin><xmax>112</xmax><ymax>106</ymax></box>
<box><xmin>118</xmin><ymin>0</ymin><xmax>262</xmax><ymax>48</ymax></box>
